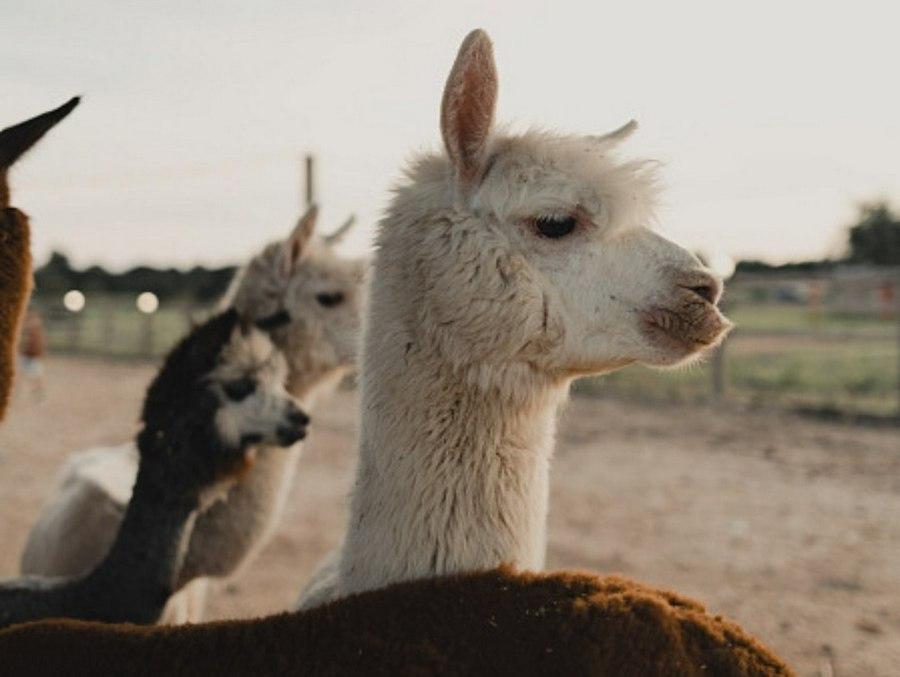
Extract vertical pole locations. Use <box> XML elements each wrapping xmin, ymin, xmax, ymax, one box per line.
<box><xmin>712</xmin><ymin>339</ymin><xmax>727</xmax><ymax>400</ymax></box>
<box><xmin>69</xmin><ymin>313</ymin><xmax>81</xmax><ymax>353</ymax></box>
<box><xmin>103</xmin><ymin>309</ymin><xmax>115</xmax><ymax>356</ymax></box>
<box><xmin>304</xmin><ymin>154</ymin><xmax>315</xmax><ymax>207</ymax></box>
<box><xmin>143</xmin><ymin>313</ymin><xmax>154</xmax><ymax>358</ymax></box>
<box><xmin>895</xmin><ymin>275</ymin><xmax>900</xmax><ymax>420</ymax></box>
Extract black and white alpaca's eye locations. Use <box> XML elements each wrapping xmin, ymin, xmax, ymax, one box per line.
<box><xmin>222</xmin><ymin>377</ymin><xmax>256</xmax><ymax>402</ymax></box>
<box><xmin>255</xmin><ymin>310</ymin><xmax>291</xmax><ymax>331</ymax></box>
<box><xmin>534</xmin><ymin>215</ymin><xmax>578</xmax><ymax>239</ymax></box>
<box><xmin>315</xmin><ymin>292</ymin><xmax>344</xmax><ymax>308</ymax></box>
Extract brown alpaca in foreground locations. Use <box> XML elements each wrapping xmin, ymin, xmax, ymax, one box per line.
<box><xmin>0</xmin><ymin>567</ymin><xmax>792</xmax><ymax>676</ymax></box>
<box><xmin>0</xmin><ymin>97</ymin><xmax>79</xmax><ymax>420</ymax></box>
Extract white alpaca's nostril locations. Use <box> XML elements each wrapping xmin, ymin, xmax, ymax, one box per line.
<box><xmin>678</xmin><ymin>272</ymin><xmax>722</xmax><ymax>305</ymax></box>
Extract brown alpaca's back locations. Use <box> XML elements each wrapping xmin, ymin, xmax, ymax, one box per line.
<box><xmin>0</xmin><ymin>97</ymin><xmax>79</xmax><ymax>420</ymax></box>
<box><xmin>0</xmin><ymin>567</ymin><xmax>792</xmax><ymax>676</ymax></box>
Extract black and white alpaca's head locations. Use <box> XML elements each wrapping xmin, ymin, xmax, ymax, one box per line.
<box><xmin>137</xmin><ymin>309</ymin><xmax>309</xmax><ymax>501</ymax></box>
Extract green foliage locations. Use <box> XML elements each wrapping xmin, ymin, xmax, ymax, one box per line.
<box><xmin>847</xmin><ymin>201</ymin><xmax>900</xmax><ymax>266</ymax></box>
<box><xmin>32</xmin><ymin>250</ymin><xmax>237</xmax><ymax>302</ymax></box>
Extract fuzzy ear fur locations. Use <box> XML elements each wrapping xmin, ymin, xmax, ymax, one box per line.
<box><xmin>440</xmin><ymin>29</ymin><xmax>498</xmax><ymax>191</ymax></box>
<box><xmin>323</xmin><ymin>214</ymin><xmax>356</xmax><ymax>246</ymax></box>
<box><xmin>586</xmin><ymin>119</ymin><xmax>639</xmax><ymax>146</ymax></box>
<box><xmin>282</xmin><ymin>205</ymin><xmax>318</xmax><ymax>275</ymax></box>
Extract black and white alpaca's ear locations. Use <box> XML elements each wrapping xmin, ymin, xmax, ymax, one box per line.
<box><xmin>282</xmin><ymin>204</ymin><xmax>318</xmax><ymax>275</ymax></box>
<box><xmin>323</xmin><ymin>214</ymin><xmax>356</xmax><ymax>247</ymax></box>
<box><xmin>440</xmin><ymin>29</ymin><xmax>498</xmax><ymax>192</ymax></box>
<box><xmin>587</xmin><ymin>119</ymin><xmax>639</xmax><ymax>146</ymax></box>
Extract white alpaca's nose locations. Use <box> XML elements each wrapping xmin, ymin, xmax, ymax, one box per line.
<box><xmin>676</xmin><ymin>270</ymin><xmax>723</xmax><ymax>306</ymax></box>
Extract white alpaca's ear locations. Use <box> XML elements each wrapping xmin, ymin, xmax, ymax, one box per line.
<box><xmin>323</xmin><ymin>214</ymin><xmax>356</xmax><ymax>246</ymax></box>
<box><xmin>440</xmin><ymin>29</ymin><xmax>498</xmax><ymax>191</ymax></box>
<box><xmin>282</xmin><ymin>204</ymin><xmax>318</xmax><ymax>275</ymax></box>
<box><xmin>587</xmin><ymin>119</ymin><xmax>639</xmax><ymax>146</ymax></box>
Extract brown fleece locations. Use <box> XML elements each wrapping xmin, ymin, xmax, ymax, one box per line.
<box><xmin>0</xmin><ymin>208</ymin><xmax>31</xmax><ymax>419</ymax></box>
<box><xmin>0</xmin><ymin>566</ymin><xmax>792</xmax><ymax>676</ymax></box>
<box><xmin>0</xmin><ymin>97</ymin><xmax>80</xmax><ymax>420</ymax></box>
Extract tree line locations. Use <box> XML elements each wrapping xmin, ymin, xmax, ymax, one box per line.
<box><xmin>32</xmin><ymin>201</ymin><xmax>900</xmax><ymax>294</ymax></box>
<box><xmin>736</xmin><ymin>200</ymin><xmax>900</xmax><ymax>274</ymax></box>
<box><xmin>33</xmin><ymin>252</ymin><xmax>237</xmax><ymax>303</ymax></box>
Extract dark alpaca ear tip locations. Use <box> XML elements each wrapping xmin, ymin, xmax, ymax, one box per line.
<box><xmin>0</xmin><ymin>96</ymin><xmax>81</xmax><ymax>169</ymax></box>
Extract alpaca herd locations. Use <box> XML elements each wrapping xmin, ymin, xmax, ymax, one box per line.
<box><xmin>20</xmin><ymin>204</ymin><xmax>365</xmax><ymax>623</ymax></box>
<box><xmin>0</xmin><ymin>30</ymin><xmax>793</xmax><ymax>675</ymax></box>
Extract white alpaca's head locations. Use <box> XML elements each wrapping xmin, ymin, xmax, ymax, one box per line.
<box><xmin>377</xmin><ymin>30</ymin><xmax>730</xmax><ymax>385</ymax></box>
<box><xmin>224</xmin><ymin>206</ymin><xmax>366</xmax><ymax>396</ymax></box>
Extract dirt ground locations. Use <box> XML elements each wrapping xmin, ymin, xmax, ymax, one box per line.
<box><xmin>1</xmin><ymin>356</ymin><xmax>898</xmax><ymax>676</ymax></box>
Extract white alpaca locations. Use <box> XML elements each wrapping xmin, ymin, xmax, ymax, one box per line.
<box><xmin>299</xmin><ymin>29</ymin><xmax>731</xmax><ymax>607</ymax></box>
<box><xmin>21</xmin><ymin>206</ymin><xmax>366</xmax><ymax>623</ymax></box>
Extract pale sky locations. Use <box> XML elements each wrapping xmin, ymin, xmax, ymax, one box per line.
<box><xmin>3</xmin><ymin>0</ymin><xmax>898</xmax><ymax>270</ymax></box>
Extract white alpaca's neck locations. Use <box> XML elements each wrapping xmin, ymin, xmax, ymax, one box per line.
<box><xmin>339</xmin><ymin>295</ymin><xmax>568</xmax><ymax>596</ymax></box>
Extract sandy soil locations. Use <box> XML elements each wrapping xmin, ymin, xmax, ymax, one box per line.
<box><xmin>1</xmin><ymin>356</ymin><xmax>898</xmax><ymax>676</ymax></box>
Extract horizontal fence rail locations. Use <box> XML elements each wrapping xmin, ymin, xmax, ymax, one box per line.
<box><xmin>26</xmin><ymin>267</ymin><xmax>900</xmax><ymax>421</ymax></box>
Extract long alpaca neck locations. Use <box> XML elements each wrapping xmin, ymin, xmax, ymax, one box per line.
<box><xmin>0</xmin><ymin>462</ymin><xmax>197</xmax><ymax>629</ymax></box>
<box><xmin>339</xmin><ymin>321</ymin><xmax>568</xmax><ymax>597</ymax></box>
<box><xmin>83</xmin><ymin>466</ymin><xmax>198</xmax><ymax>621</ymax></box>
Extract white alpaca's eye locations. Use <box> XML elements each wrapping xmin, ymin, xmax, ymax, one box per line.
<box><xmin>534</xmin><ymin>215</ymin><xmax>577</xmax><ymax>239</ymax></box>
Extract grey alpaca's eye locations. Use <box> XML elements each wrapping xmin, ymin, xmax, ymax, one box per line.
<box><xmin>316</xmin><ymin>292</ymin><xmax>344</xmax><ymax>308</ymax></box>
<box><xmin>223</xmin><ymin>377</ymin><xmax>256</xmax><ymax>402</ymax></box>
<box><xmin>255</xmin><ymin>310</ymin><xmax>291</xmax><ymax>331</ymax></box>
<box><xmin>534</xmin><ymin>215</ymin><xmax>577</xmax><ymax>239</ymax></box>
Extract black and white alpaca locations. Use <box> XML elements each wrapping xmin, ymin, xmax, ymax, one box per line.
<box><xmin>0</xmin><ymin>309</ymin><xmax>308</xmax><ymax>628</ymax></box>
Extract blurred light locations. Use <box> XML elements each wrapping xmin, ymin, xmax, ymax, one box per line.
<box><xmin>63</xmin><ymin>290</ymin><xmax>85</xmax><ymax>313</ymax></box>
<box><xmin>136</xmin><ymin>292</ymin><xmax>159</xmax><ymax>314</ymax></box>
<box><xmin>705</xmin><ymin>251</ymin><xmax>736</xmax><ymax>280</ymax></box>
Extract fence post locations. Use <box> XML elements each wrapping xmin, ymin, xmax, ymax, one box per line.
<box><xmin>304</xmin><ymin>154</ymin><xmax>315</xmax><ymax>207</ymax></box>
<box><xmin>712</xmin><ymin>338</ymin><xmax>727</xmax><ymax>400</ymax></box>
<box><xmin>142</xmin><ymin>313</ymin><xmax>155</xmax><ymax>358</ymax></box>
<box><xmin>103</xmin><ymin>310</ymin><xmax>115</xmax><ymax>355</ymax></box>
<box><xmin>896</xmin><ymin>274</ymin><xmax>900</xmax><ymax>419</ymax></box>
<box><xmin>68</xmin><ymin>313</ymin><xmax>82</xmax><ymax>352</ymax></box>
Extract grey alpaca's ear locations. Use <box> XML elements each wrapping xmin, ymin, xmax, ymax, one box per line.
<box><xmin>440</xmin><ymin>29</ymin><xmax>498</xmax><ymax>192</ymax></box>
<box><xmin>587</xmin><ymin>119</ymin><xmax>639</xmax><ymax>146</ymax></box>
<box><xmin>282</xmin><ymin>204</ymin><xmax>318</xmax><ymax>275</ymax></box>
<box><xmin>323</xmin><ymin>214</ymin><xmax>356</xmax><ymax>246</ymax></box>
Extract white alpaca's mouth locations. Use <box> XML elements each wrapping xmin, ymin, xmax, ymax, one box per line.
<box><xmin>639</xmin><ymin>302</ymin><xmax>732</xmax><ymax>359</ymax></box>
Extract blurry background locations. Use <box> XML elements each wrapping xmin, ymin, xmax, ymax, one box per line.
<box><xmin>2</xmin><ymin>2</ymin><xmax>899</xmax><ymax>675</ymax></box>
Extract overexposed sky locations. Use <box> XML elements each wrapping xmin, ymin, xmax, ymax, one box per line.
<box><xmin>3</xmin><ymin>0</ymin><xmax>898</xmax><ymax>270</ymax></box>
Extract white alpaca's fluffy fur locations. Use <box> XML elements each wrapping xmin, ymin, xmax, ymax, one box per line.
<box><xmin>299</xmin><ymin>29</ymin><xmax>730</xmax><ymax>607</ymax></box>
